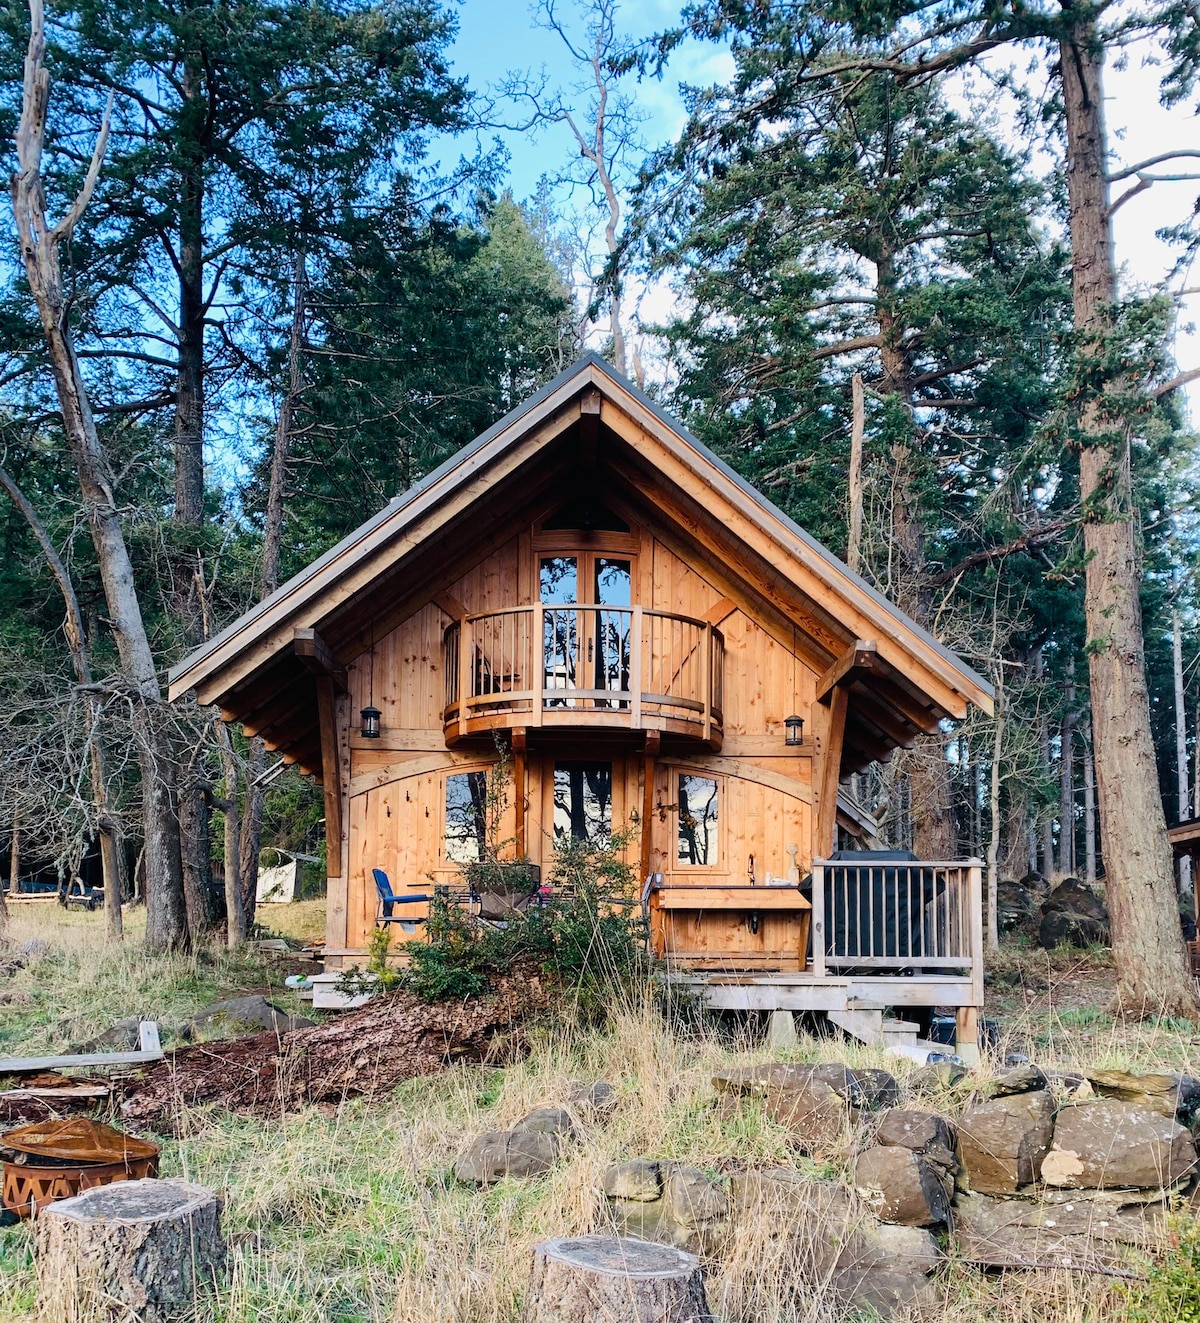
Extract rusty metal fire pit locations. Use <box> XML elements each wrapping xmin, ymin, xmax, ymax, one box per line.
<box><xmin>1</xmin><ymin>1117</ymin><xmax>159</xmax><ymax>1217</ymax></box>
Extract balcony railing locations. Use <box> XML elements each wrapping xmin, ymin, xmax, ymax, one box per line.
<box><xmin>443</xmin><ymin>604</ymin><xmax>724</xmax><ymax>744</ymax></box>
<box><xmin>809</xmin><ymin>858</ymin><xmax>983</xmax><ymax>991</ymax></box>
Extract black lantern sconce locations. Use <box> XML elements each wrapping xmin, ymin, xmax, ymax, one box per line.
<box><xmin>360</xmin><ymin>705</ymin><xmax>381</xmax><ymax>739</ymax></box>
<box><xmin>784</xmin><ymin>714</ymin><xmax>805</xmax><ymax>747</ymax></box>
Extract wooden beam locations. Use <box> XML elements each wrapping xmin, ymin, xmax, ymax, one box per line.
<box><xmin>703</xmin><ymin>596</ymin><xmax>738</xmax><ymax>628</ymax></box>
<box><xmin>0</xmin><ymin>1023</ymin><xmax>163</xmax><ymax>1074</ymax></box>
<box><xmin>816</xmin><ymin>640</ymin><xmax>879</xmax><ymax>703</ymax></box>
<box><xmin>432</xmin><ymin>592</ymin><xmax>468</xmax><ymax>622</ymax></box>
<box><xmin>848</xmin><ymin>685</ymin><xmax>918</xmax><ymax>750</ymax></box>
<box><xmin>294</xmin><ymin>628</ymin><xmax>348</xmax><ymax>693</ymax></box>
<box><xmin>813</xmin><ymin>684</ymin><xmax>849</xmax><ymax>859</ymax></box>
<box><xmin>512</xmin><ymin>727</ymin><xmax>527</xmax><ymax>858</ymax></box>
<box><xmin>316</xmin><ymin>676</ymin><xmax>343</xmax><ymax>848</ymax></box>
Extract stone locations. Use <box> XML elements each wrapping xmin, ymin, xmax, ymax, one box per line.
<box><xmin>568</xmin><ymin>1080</ymin><xmax>617</xmax><ymax>1118</ymax></box>
<box><xmin>711</xmin><ymin>1061</ymin><xmax>895</xmax><ymax>1109</ymax></box>
<box><xmin>1037</xmin><ymin>878</ymin><xmax>1109</xmax><ymax>949</ymax></box>
<box><xmin>186</xmin><ymin>995</ymin><xmax>313</xmax><ymax>1038</ymax></box>
<box><xmin>33</xmin><ymin>1179</ymin><xmax>225</xmax><ymax>1323</ymax></box>
<box><xmin>1086</xmin><ymin>1069</ymin><xmax>1200</xmax><ymax>1123</ymax></box>
<box><xmin>990</xmin><ymin>1064</ymin><xmax>1049</xmax><ymax>1096</ymax></box>
<box><xmin>854</xmin><ymin>1146</ymin><xmax>951</xmax><ymax>1227</ymax></box>
<box><xmin>74</xmin><ymin>1017</ymin><xmax>142</xmax><ymax>1054</ymax></box>
<box><xmin>957</xmin><ymin>1090</ymin><xmax>1053</xmax><ymax>1194</ymax></box>
<box><xmin>761</xmin><ymin>1080</ymin><xmax>851</xmax><ymax>1152</ymax></box>
<box><xmin>662</xmin><ymin>1165</ymin><xmax>729</xmax><ymax>1228</ymax></box>
<box><xmin>1044</xmin><ymin>1100</ymin><xmax>1198</xmax><ymax>1190</ymax></box>
<box><xmin>907</xmin><ymin>1062</ymin><xmax>969</xmax><ymax>1096</ymax></box>
<box><xmin>996</xmin><ymin>875</ymin><xmax>1046</xmax><ymax>934</ymax></box>
<box><xmin>875</xmin><ymin>1108</ymin><xmax>956</xmax><ymax>1163</ymax></box>
<box><xmin>854</xmin><ymin>1068</ymin><xmax>902</xmax><ymax>1110</ymax></box>
<box><xmin>954</xmin><ymin>1190</ymin><xmax>1163</xmax><ymax>1269</ymax></box>
<box><xmin>454</xmin><ymin>1130</ymin><xmax>560</xmax><ymax>1185</ymax></box>
<box><xmin>515</xmin><ymin>1107</ymin><xmax>579</xmax><ymax>1138</ymax></box>
<box><xmin>729</xmin><ymin>1170</ymin><xmax>937</xmax><ymax>1320</ymax></box>
<box><xmin>712</xmin><ymin>1063</ymin><xmax>812</xmax><ymax>1095</ymax></box>
<box><xmin>870</xmin><ymin>1224</ymin><xmax>942</xmax><ymax>1277</ymax></box>
<box><xmin>602</xmin><ymin>1161</ymin><xmax>662</xmax><ymax>1202</ymax></box>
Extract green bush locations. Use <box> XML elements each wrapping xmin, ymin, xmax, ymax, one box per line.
<box><xmin>399</xmin><ymin>827</ymin><xmax>649</xmax><ymax>1019</ymax></box>
<box><xmin>1124</xmin><ymin>1216</ymin><xmax>1200</xmax><ymax>1323</ymax></box>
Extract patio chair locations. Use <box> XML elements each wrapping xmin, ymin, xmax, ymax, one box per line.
<box><xmin>372</xmin><ymin>868</ymin><xmax>430</xmax><ymax>933</ymax></box>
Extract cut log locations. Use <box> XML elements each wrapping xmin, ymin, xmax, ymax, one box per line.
<box><xmin>34</xmin><ymin>1178</ymin><xmax>225</xmax><ymax>1322</ymax></box>
<box><xmin>522</xmin><ymin>1235</ymin><xmax>712</xmax><ymax>1323</ymax></box>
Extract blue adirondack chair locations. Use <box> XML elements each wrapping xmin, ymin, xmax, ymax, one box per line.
<box><xmin>372</xmin><ymin>869</ymin><xmax>430</xmax><ymax>933</ymax></box>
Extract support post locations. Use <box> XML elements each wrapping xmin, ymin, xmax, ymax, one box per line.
<box><xmin>811</xmin><ymin>861</ymin><xmax>826</xmax><ymax>979</ymax></box>
<box><xmin>513</xmin><ymin>728</ymin><xmax>527</xmax><ymax>858</ymax></box>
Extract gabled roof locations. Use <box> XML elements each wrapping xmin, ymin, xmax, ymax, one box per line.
<box><xmin>170</xmin><ymin>353</ymin><xmax>991</xmax><ymax>773</ymax></box>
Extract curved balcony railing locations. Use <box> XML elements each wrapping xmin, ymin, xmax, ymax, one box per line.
<box><xmin>443</xmin><ymin>604</ymin><xmax>724</xmax><ymax>744</ymax></box>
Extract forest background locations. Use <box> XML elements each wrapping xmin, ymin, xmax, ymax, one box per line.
<box><xmin>0</xmin><ymin>0</ymin><xmax>1198</xmax><ymax>993</ymax></box>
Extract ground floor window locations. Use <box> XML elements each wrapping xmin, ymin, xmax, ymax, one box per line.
<box><xmin>445</xmin><ymin>769</ymin><xmax>488</xmax><ymax>863</ymax></box>
<box><xmin>677</xmin><ymin>773</ymin><xmax>719</xmax><ymax>866</ymax></box>
<box><xmin>553</xmin><ymin>761</ymin><xmax>612</xmax><ymax>845</ymax></box>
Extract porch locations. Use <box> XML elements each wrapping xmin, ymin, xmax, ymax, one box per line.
<box><xmin>650</xmin><ymin>856</ymin><xmax>985</xmax><ymax>1055</ymax></box>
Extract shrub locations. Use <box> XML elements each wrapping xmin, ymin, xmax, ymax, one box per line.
<box><xmin>399</xmin><ymin>826</ymin><xmax>649</xmax><ymax>1019</ymax></box>
<box><xmin>1124</xmin><ymin>1216</ymin><xmax>1200</xmax><ymax>1323</ymax></box>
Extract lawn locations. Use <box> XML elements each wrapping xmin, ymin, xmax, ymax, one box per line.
<box><xmin>0</xmin><ymin>904</ymin><xmax>1195</xmax><ymax>1322</ymax></box>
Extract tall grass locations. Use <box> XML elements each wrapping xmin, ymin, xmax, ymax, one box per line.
<box><xmin>0</xmin><ymin>910</ymin><xmax>1190</xmax><ymax>1322</ymax></box>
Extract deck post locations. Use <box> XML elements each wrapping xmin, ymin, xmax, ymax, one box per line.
<box><xmin>531</xmin><ymin>604</ymin><xmax>544</xmax><ymax>726</ymax></box>
<box><xmin>810</xmin><ymin>860</ymin><xmax>826</xmax><ymax>979</ymax></box>
<box><xmin>957</xmin><ymin>858</ymin><xmax>985</xmax><ymax>1065</ymax></box>
<box><xmin>631</xmin><ymin>606</ymin><xmax>643</xmax><ymax>728</ymax></box>
<box><xmin>457</xmin><ymin>615</ymin><xmax>471</xmax><ymax>740</ymax></box>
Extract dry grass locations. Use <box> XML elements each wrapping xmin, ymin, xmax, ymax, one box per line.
<box><xmin>0</xmin><ymin>909</ymin><xmax>1194</xmax><ymax>1322</ymax></box>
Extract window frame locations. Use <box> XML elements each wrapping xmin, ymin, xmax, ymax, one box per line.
<box><xmin>674</xmin><ymin>771</ymin><xmax>723</xmax><ymax>871</ymax></box>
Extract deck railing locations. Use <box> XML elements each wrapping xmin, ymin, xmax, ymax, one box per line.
<box><xmin>809</xmin><ymin>858</ymin><xmax>983</xmax><ymax>994</ymax></box>
<box><xmin>444</xmin><ymin>604</ymin><xmax>723</xmax><ymax>742</ymax></box>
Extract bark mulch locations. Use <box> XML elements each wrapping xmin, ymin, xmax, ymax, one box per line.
<box><xmin>117</xmin><ymin>970</ymin><xmax>551</xmax><ymax>1131</ymax></box>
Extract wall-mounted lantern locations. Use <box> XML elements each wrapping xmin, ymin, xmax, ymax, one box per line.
<box><xmin>360</xmin><ymin>705</ymin><xmax>382</xmax><ymax>739</ymax></box>
<box><xmin>784</xmin><ymin>714</ymin><xmax>805</xmax><ymax>747</ymax></box>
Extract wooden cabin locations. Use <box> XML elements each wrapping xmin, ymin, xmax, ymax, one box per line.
<box><xmin>169</xmin><ymin>355</ymin><xmax>992</xmax><ymax>1056</ymax></box>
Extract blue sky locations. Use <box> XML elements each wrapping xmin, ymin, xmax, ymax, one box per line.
<box><xmin>434</xmin><ymin>1</ymin><xmax>1200</xmax><ymax>411</ymax></box>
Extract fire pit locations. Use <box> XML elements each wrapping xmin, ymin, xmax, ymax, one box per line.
<box><xmin>1</xmin><ymin>1117</ymin><xmax>159</xmax><ymax>1217</ymax></box>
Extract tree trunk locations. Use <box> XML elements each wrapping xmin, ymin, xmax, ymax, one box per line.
<box><xmin>10</xmin><ymin>4</ymin><xmax>188</xmax><ymax>950</ymax></box>
<box><xmin>238</xmin><ymin>248</ymin><xmax>307</xmax><ymax>930</ymax></box>
<box><xmin>173</xmin><ymin>60</ymin><xmax>206</xmax><ymax>529</ymax></box>
<box><xmin>987</xmin><ymin>678</ymin><xmax>1004</xmax><ymax>951</ymax></box>
<box><xmin>847</xmin><ymin>372</ymin><xmax>865</xmax><ymax>573</ymax></box>
<box><xmin>1173</xmin><ymin>609</ymin><xmax>1192</xmax><ymax>891</ymax></box>
<box><xmin>216</xmin><ymin>723</ymin><xmax>245</xmax><ymax>947</ymax></box>
<box><xmin>1082</xmin><ymin>716</ymin><xmax>1097</xmax><ymax>884</ymax></box>
<box><xmin>179</xmin><ymin>779</ymin><xmax>218</xmax><ymax>936</ymax></box>
<box><xmin>1058</xmin><ymin>659</ymin><xmax>1076</xmax><ymax>877</ymax></box>
<box><xmin>522</xmin><ymin>1237</ymin><xmax>711</xmax><ymax>1323</ymax></box>
<box><xmin>34</xmin><ymin>1178</ymin><xmax>225</xmax><ymax>1323</ymax></box>
<box><xmin>1060</xmin><ymin>16</ymin><xmax>1197</xmax><ymax>1016</ymax></box>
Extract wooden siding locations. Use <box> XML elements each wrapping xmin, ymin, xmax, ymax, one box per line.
<box><xmin>336</xmin><ymin>523</ymin><xmax>822</xmax><ymax>958</ymax></box>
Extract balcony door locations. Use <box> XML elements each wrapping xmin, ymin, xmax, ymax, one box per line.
<box><xmin>540</xmin><ymin>553</ymin><xmax>633</xmax><ymax>706</ymax></box>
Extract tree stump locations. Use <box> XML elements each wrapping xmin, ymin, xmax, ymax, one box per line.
<box><xmin>522</xmin><ymin>1235</ymin><xmax>712</xmax><ymax>1323</ymax></box>
<box><xmin>34</xmin><ymin>1178</ymin><xmax>225</xmax><ymax>1322</ymax></box>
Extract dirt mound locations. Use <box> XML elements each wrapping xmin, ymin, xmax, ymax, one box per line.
<box><xmin>119</xmin><ymin>970</ymin><xmax>550</xmax><ymax>1130</ymax></box>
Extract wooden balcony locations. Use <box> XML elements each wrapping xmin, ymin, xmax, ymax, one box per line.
<box><xmin>443</xmin><ymin>604</ymin><xmax>724</xmax><ymax>746</ymax></box>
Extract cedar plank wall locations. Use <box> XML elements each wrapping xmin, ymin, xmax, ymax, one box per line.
<box><xmin>334</xmin><ymin>526</ymin><xmax>816</xmax><ymax>958</ymax></box>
